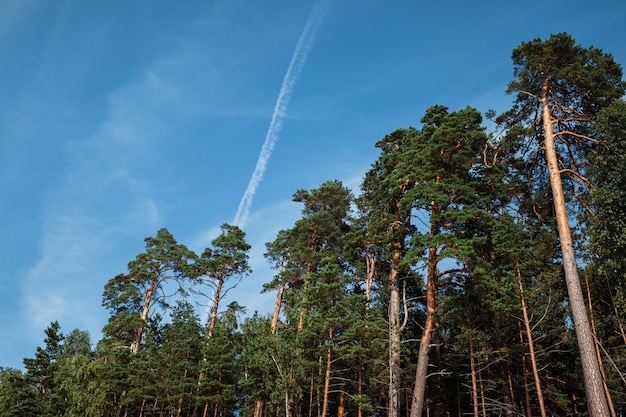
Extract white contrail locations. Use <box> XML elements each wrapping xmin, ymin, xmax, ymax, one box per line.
<box><xmin>233</xmin><ymin>0</ymin><xmax>329</xmax><ymax>229</ymax></box>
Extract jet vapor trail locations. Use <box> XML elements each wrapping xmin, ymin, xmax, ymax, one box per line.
<box><xmin>233</xmin><ymin>0</ymin><xmax>329</xmax><ymax>229</ymax></box>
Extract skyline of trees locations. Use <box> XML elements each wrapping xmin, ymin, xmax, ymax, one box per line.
<box><xmin>2</xmin><ymin>33</ymin><xmax>625</xmax><ymax>417</ymax></box>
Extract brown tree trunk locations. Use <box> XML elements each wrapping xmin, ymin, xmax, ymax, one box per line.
<box><xmin>409</xmin><ymin>243</ymin><xmax>438</xmax><ymax>417</ymax></box>
<box><xmin>518</xmin><ymin>266</ymin><xmax>547</xmax><ymax>417</ymax></box>
<box><xmin>469</xmin><ymin>339</ymin><xmax>480</xmax><ymax>417</ymax></box>
<box><xmin>338</xmin><ymin>390</ymin><xmax>345</xmax><ymax>417</ymax></box>
<box><xmin>133</xmin><ymin>281</ymin><xmax>156</xmax><ymax>353</ymax></box>
<box><xmin>271</xmin><ymin>283</ymin><xmax>285</xmax><ymax>335</ymax></box>
<box><xmin>365</xmin><ymin>246</ymin><xmax>376</xmax><ymax>312</ymax></box>
<box><xmin>478</xmin><ymin>367</ymin><xmax>487</xmax><ymax>417</ymax></box>
<box><xmin>584</xmin><ymin>275</ymin><xmax>617</xmax><ymax>417</ymax></box>
<box><xmin>518</xmin><ymin>322</ymin><xmax>533</xmax><ymax>417</ymax></box>
<box><xmin>388</xmin><ymin>250</ymin><xmax>403</xmax><ymax>417</ymax></box>
<box><xmin>207</xmin><ymin>277</ymin><xmax>224</xmax><ymax>339</ymax></box>
<box><xmin>541</xmin><ymin>79</ymin><xmax>610</xmax><ymax>417</ymax></box>
<box><xmin>321</xmin><ymin>327</ymin><xmax>333</xmax><ymax>417</ymax></box>
<box><xmin>253</xmin><ymin>398</ymin><xmax>264</xmax><ymax>417</ymax></box>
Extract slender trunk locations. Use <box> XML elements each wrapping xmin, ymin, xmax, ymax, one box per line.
<box><xmin>517</xmin><ymin>266</ymin><xmax>547</xmax><ymax>417</ymax></box>
<box><xmin>541</xmin><ymin>78</ymin><xmax>610</xmax><ymax>417</ymax></box>
<box><xmin>506</xmin><ymin>367</ymin><xmax>516</xmax><ymax>417</ymax></box>
<box><xmin>365</xmin><ymin>246</ymin><xmax>376</xmax><ymax>312</ymax></box>
<box><xmin>357</xmin><ymin>364</ymin><xmax>363</xmax><ymax>417</ymax></box>
<box><xmin>518</xmin><ymin>322</ymin><xmax>533</xmax><ymax>417</ymax></box>
<box><xmin>321</xmin><ymin>328</ymin><xmax>333</xmax><ymax>417</ymax></box>
<box><xmin>469</xmin><ymin>339</ymin><xmax>480</xmax><ymax>417</ymax></box>
<box><xmin>309</xmin><ymin>371</ymin><xmax>315</xmax><ymax>417</ymax></box>
<box><xmin>478</xmin><ymin>366</ymin><xmax>486</xmax><ymax>417</ymax></box>
<box><xmin>389</xmin><ymin>250</ymin><xmax>403</xmax><ymax>417</ymax></box>
<box><xmin>298</xmin><ymin>264</ymin><xmax>312</xmax><ymax>332</ymax></box>
<box><xmin>409</xmin><ymin>243</ymin><xmax>437</xmax><ymax>417</ymax></box>
<box><xmin>177</xmin><ymin>367</ymin><xmax>189</xmax><ymax>417</ymax></box>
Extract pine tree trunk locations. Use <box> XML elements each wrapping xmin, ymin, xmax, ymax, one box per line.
<box><xmin>541</xmin><ymin>79</ymin><xmax>610</xmax><ymax>417</ymax></box>
<box><xmin>338</xmin><ymin>390</ymin><xmax>345</xmax><ymax>417</ymax></box>
<box><xmin>518</xmin><ymin>323</ymin><xmax>533</xmax><ymax>417</ymax></box>
<box><xmin>409</xmin><ymin>243</ymin><xmax>437</xmax><ymax>417</ymax></box>
<box><xmin>254</xmin><ymin>398</ymin><xmax>264</xmax><ymax>417</ymax></box>
<box><xmin>321</xmin><ymin>328</ymin><xmax>333</xmax><ymax>417</ymax></box>
<box><xmin>208</xmin><ymin>278</ymin><xmax>224</xmax><ymax>339</ymax></box>
<box><xmin>478</xmin><ymin>367</ymin><xmax>487</xmax><ymax>417</ymax></box>
<box><xmin>518</xmin><ymin>266</ymin><xmax>547</xmax><ymax>417</ymax></box>
<box><xmin>584</xmin><ymin>275</ymin><xmax>617</xmax><ymax>417</ymax></box>
<box><xmin>469</xmin><ymin>339</ymin><xmax>480</xmax><ymax>417</ymax></box>
<box><xmin>271</xmin><ymin>283</ymin><xmax>285</xmax><ymax>335</ymax></box>
<box><xmin>388</xmin><ymin>250</ymin><xmax>403</xmax><ymax>417</ymax></box>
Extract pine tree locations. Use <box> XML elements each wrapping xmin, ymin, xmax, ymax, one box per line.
<box><xmin>500</xmin><ymin>33</ymin><xmax>625</xmax><ymax>417</ymax></box>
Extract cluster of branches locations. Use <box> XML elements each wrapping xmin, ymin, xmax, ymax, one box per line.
<box><xmin>2</xmin><ymin>33</ymin><xmax>626</xmax><ymax>417</ymax></box>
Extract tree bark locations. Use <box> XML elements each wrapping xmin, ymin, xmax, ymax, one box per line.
<box><xmin>518</xmin><ymin>322</ymin><xmax>533</xmax><ymax>417</ymax></box>
<box><xmin>207</xmin><ymin>277</ymin><xmax>224</xmax><ymax>339</ymax></box>
<box><xmin>518</xmin><ymin>266</ymin><xmax>547</xmax><ymax>417</ymax></box>
<box><xmin>321</xmin><ymin>327</ymin><xmax>333</xmax><ymax>417</ymax></box>
<box><xmin>541</xmin><ymin>78</ymin><xmax>610</xmax><ymax>417</ymax></box>
<box><xmin>338</xmin><ymin>390</ymin><xmax>345</xmax><ymax>417</ymax></box>
<box><xmin>409</xmin><ymin>237</ymin><xmax>438</xmax><ymax>417</ymax></box>
<box><xmin>388</xmin><ymin>250</ymin><xmax>402</xmax><ymax>417</ymax></box>
<box><xmin>271</xmin><ymin>283</ymin><xmax>285</xmax><ymax>335</ymax></box>
<box><xmin>469</xmin><ymin>339</ymin><xmax>480</xmax><ymax>417</ymax></box>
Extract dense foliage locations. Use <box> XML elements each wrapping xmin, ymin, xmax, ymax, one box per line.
<box><xmin>2</xmin><ymin>33</ymin><xmax>625</xmax><ymax>417</ymax></box>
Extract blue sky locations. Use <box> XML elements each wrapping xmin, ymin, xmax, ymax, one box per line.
<box><xmin>1</xmin><ymin>0</ymin><xmax>625</xmax><ymax>370</ymax></box>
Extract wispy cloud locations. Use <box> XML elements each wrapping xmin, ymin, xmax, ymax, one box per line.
<box><xmin>232</xmin><ymin>0</ymin><xmax>330</xmax><ymax>229</ymax></box>
<box><xmin>19</xmin><ymin>51</ymin><xmax>201</xmax><ymax>335</ymax></box>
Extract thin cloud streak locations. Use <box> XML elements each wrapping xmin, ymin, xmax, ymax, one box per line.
<box><xmin>232</xmin><ymin>0</ymin><xmax>329</xmax><ymax>229</ymax></box>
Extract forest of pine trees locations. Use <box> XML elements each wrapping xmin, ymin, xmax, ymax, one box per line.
<box><xmin>2</xmin><ymin>33</ymin><xmax>626</xmax><ymax>417</ymax></box>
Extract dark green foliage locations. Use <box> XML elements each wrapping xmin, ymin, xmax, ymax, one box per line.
<box><xmin>0</xmin><ymin>368</ymin><xmax>42</xmax><ymax>417</ymax></box>
<box><xmin>584</xmin><ymin>99</ymin><xmax>626</xmax><ymax>413</ymax></box>
<box><xmin>102</xmin><ymin>228</ymin><xmax>196</xmax><ymax>351</ymax></box>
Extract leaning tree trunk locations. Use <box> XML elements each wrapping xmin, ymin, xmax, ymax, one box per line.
<box><xmin>518</xmin><ymin>266</ymin><xmax>547</xmax><ymax>417</ymax></box>
<box><xmin>541</xmin><ymin>79</ymin><xmax>610</xmax><ymax>417</ymax></box>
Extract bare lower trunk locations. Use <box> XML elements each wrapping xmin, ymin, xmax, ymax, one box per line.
<box><xmin>518</xmin><ymin>323</ymin><xmax>533</xmax><ymax>417</ymax></box>
<box><xmin>321</xmin><ymin>327</ymin><xmax>333</xmax><ymax>417</ymax></box>
<box><xmin>479</xmin><ymin>367</ymin><xmax>487</xmax><ymax>417</ymax></box>
<box><xmin>254</xmin><ymin>398</ymin><xmax>264</xmax><ymax>417</ymax></box>
<box><xmin>469</xmin><ymin>340</ymin><xmax>480</xmax><ymax>417</ymax></box>
<box><xmin>409</xmin><ymin>244</ymin><xmax>437</xmax><ymax>417</ymax></box>
<box><xmin>518</xmin><ymin>266</ymin><xmax>547</xmax><ymax>417</ymax></box>
<box><xmin>338</xmin><ymin>390</ymin><xmax>345</xmax><ymax>417</ymax></box>
<box><xmin>584</xmin><ymin>276</ymin><xmax>617</xmax><ymax>417</ymax></box>
<box><xmin>541</xmin><ymin>79</ymin><xmax>609</xmax><ymax>417</ymax></box>
<box><xmin>388</xmin><ymin>251</ymin><xmax>402</xmax><ymax>417</ymax></box>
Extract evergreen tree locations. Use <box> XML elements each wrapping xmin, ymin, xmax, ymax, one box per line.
<box><xmin>500</xmin><ymin>32</ymin><xmax>624</xmax><ymax>417</ymax></box>
<box><xmin>0</xmin><ymin>367</ymin><xmax>42</xmax><ymax>417</ymax></box>
<box><xmin>23</xmin><ymin>321</ymin><xmax>64</xmax><ymax>417</ymax></box>
<box><xmin>102</xmin><ymin>228</ymin><xmax>196</xmax><ymax>353</ymax></box>
<box><xmin>585</xmin><ymin>99</ymin><xmax>626</xmax><ymax>413</ymax></box>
